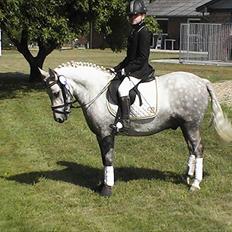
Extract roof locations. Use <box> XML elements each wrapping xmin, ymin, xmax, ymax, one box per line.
<box><xmin>147</xmin><ymin>0</ymin><xmax>212</xmax><ymax>17</ymax></box>
<box><xmin>196</xmin><ymin>0</ymin><xmax>232</xmax><ymax>12</ymax></box>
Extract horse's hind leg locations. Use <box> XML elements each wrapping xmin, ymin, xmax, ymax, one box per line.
<box><xmin>181</xmin><ymin>131</ymin><xmax>196</xmax><ymax>185</ymax></box>
<box><xmin>96</xmin><ymin>134</ymin><xmax>115</xmax><ymax>196</ymax></box>
<box><xmin>181</xmin><ymin>124</ymin><xmax>204</xmax><ymax>191</ymax></box>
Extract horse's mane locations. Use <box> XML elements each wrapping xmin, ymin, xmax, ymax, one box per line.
<box><xmin>57</xmin><ymin>61</ymin><xmax>111</xmax><ymax>74</ymax></box>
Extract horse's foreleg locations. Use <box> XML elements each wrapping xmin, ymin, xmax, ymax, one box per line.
<box><xmin>97</xmin><ymin>134</ymin><xmax>115</xmax><ymax>196</ymax></box>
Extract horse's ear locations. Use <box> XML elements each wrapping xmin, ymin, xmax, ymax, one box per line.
<box><xmin>48</xmin><ymin>68</ymin><xmax>58</xmax><ymax>81</ymax></box>
<box><xmin>39</xmin><ymin>68</ymin><xmax>49</xmax><ymax>81</ymax></box>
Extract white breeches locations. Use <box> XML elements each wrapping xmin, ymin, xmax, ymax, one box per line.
<box><xmin>118</xmin><ymin>76</ymin><xmax>141</xmax><ymax>97</ymax></box>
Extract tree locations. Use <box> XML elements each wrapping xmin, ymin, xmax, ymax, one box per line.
<box><xmin>92</xmin><ymin>0</ymin><xmax>129</xmax><ymax>51</ymax></box>
<box><xmin>144</xmin><ymin>16</ymin><xmax>161</xmax><ymax>34</ymax></box>
<box><xmin>93</xmin><ymin>0</ymin><xmax>161</xmax><ymax>51</ymax></box>
<box><xmin>0</xmin><ymin>0</ymin><xmax>89</xmax><ymax>81</ymax></box>
<box><xmin>0</xmin><ymin>0</ymin><xmax>160</xmax><ymax>81</ymax></box>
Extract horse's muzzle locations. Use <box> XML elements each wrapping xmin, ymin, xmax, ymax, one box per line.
<box><xmin>55</xmin><ymin>117</ymin><xmax>65</xmax><ymax>123</ymax></box>
<box><xmin>54</xmin><ymin>114</ymin><xmax>68</xmax><ymax>123</ymax></box>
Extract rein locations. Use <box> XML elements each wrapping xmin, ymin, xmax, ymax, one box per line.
<box><xmin>72</xmin><ymin>79</ymin><xmax>111</xmax><ymax>109</ymax></box>
<box><xmin>48</xmin><ymin>75</ymin><xmax>112</xmax><ymax>115</ymax></box>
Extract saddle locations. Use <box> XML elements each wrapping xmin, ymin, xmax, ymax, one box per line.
<box><xmin>107</xmin><ymin>72</ymin><xmax>155</xmax><ymax>106</ymax></box>
<box><xmin>107</xmin><ymin>73</ymin><xmax>158</xmax><ymax>120</ymax></box>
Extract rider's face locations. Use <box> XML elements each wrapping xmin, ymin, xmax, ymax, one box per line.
<box><xmin>128</xmin><ymin>13</ymin><xmax>145</xmax><ymax>25</ymax></box>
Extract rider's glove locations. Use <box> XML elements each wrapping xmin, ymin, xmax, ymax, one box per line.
<box><xmin>115</xmin><ymin>68</ymin><xmax>126</xmax><ymax>80</ymax></box>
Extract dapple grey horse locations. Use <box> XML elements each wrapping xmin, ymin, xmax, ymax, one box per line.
<box><xmin>39</xmin><ymin>62</ymin><xmax>232</xmax><ymax>196</ymax></box>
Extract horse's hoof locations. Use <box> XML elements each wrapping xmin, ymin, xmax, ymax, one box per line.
<box><xmin>100</xmin><ymin>184</ymin><xmax>112</xmax><ymax>197</ymax></box>
<box><xmin>97</xmin><ymin>183</ymin><xmax>112</xmax><ymax>197</ymax></box>
<box><xmin>190</xmin><ymin>184</ymin><xmax>200</xmax><ymax>192</ymax></box>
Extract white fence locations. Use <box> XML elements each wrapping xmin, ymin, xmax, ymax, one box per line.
<box><xmin>180</xmin><ymin>23</ymin><xmax>232</xmax><ymax>63</ymax></box>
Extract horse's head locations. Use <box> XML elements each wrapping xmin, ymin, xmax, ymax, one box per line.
<box><xmin>39</xmin><ymin>68</ymin><xmax>72</xmax><ymax>123</ymax></box>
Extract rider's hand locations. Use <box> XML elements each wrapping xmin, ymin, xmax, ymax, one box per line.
<box><xmin>115</xmin><ymin>69</ymin><xmax>126</xmax><ymax>80</ymax></box>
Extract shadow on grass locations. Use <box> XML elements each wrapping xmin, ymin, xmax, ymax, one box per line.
<box><xmin>0</xmin><ymin>72</ymin><xmax>44</xmax><ymax>100</ymax></box>
<box><xmin>3</xmin><ymin>161</ymin><xmax>185</xmax><ymax>192</ymax></box>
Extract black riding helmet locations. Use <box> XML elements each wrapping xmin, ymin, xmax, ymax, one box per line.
<box><xmin>127</xmin><ymin>0</ymin><xmax>147</xmax><ymax>16</ymax></box>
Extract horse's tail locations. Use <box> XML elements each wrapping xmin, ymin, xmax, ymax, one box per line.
<box><xmin>206</xmin><ymin>81</ymin><xmax>232</xmax><ymax>142</ymax></box>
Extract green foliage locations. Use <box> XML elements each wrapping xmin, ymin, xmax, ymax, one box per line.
<box><xmin>0</xmin><ymin>0</ymin><xmax>91</xmax><ymax>80</ymax></box>
<box><xmin>0</xmin><ymin>0</ymin><xmax>160</xmax><ymax>52</ymax></box>
<box><xmin>144</xmin><ymin>16</ymin><xmax>161</xmax><ymax>33</ymax></box>
<box><xmin>90</xmin><ymin>0</ymin><xmax>128</xmax><ymax>50</ymax></box>
<box><xmin>1</xmin><ymin>31</ymin><xmax>14</xmax><ymax>48</ymax></box>
<box><xmin>0</xmin><ymin>0</ymin><xmax>78</xmax><ymax>48</ymax></box>
<box><xmin>0</xmin><ymin>0</ymin><xmax>136</xmax><ymax>51</ymax></box>
<box><xmin>92</xmin><ymin>1</ymin><xmax>161</xmax><ymax>50</ymax></box>
<box><xmin>93</xmin><ymin>0</ymin><xmax>127</xmax><ymax>34</ymax></box>
<box><xmin>105</xmin><ymin>14</ymin><xmax>130</xmax><ymax>51</ymax></box>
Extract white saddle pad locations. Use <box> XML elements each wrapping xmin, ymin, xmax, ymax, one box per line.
<box><xmin>107</xmin><ymin>76</ymin><xmax>158</xmax><ymax>120</ymax></box>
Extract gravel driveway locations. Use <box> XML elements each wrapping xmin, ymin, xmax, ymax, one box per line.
<box><xmin>212</xmin><ymin>81</ymin><xmax>232</xmax><ymax>107</ymax></box>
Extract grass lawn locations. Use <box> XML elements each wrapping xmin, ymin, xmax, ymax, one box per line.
<box><xmin>0</xmin><ymin>49</ymin><xmax>232</xmax><ymax>232</ymax></box>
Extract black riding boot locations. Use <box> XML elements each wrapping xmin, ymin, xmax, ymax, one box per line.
<box><xmin>110</xmin><ymin>96</ymin><xmax>130</xmax><ymax>132</ymax></box>
<box><xmin>120</xmin><ymin>96</ymin><xmax>130</xmax><ymax>130</ymax></box>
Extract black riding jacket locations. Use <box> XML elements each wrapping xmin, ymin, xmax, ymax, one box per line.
<box><xmin>114</xmin><ymin>21</ymin><xmax>154</xmax><ymax>79</ymax></box>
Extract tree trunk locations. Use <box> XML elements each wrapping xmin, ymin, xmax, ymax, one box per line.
<box><xmin>5</xmin><ymin>27</ymin><xmax>57</xmax><ymax>82</ymax></box>
<box><xmin>28</xmin><ymin>56</ymin><xmax>46</xmax><ymax>82</ymax></box>
<box><xmin>17</xmin><ymin>44</ymin><xmax>53</xmax><ymax>82</ymax></box>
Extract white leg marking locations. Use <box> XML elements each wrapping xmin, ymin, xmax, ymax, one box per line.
<box><xmin>104</xmin><ymin>166</ymin><xmax>114</xmax><ymax>187</ymax></box>
<box><xmin>191</xmin><ymin>157</ymin><xmax>203</xmax><ymax>190</ymax></box>
<box><xmin>187</xmin><ymin>154</ymin><xmax>196</xmax><ymax>176</ymax></box>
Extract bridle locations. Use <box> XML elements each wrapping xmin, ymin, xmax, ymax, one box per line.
<box><xmin>46</xmin><ymin>75</ymin><xmax>76</xmax><ymax>117</ymax></box>
<box><xmin>46</xmin><ymin>74</ymin><xmax>112</xmax><ymax>116</ymax></box>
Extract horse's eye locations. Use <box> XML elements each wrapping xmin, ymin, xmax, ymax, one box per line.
<box><xmin>50</xmin><ymin>84</ymin><xmax>61</xmax><ymax>97</ymax></box>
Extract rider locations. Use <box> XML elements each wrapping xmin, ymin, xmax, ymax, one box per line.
<box><xmin>111</xmin><ymin>0</ymin><xmax>154</xmax><ymax>132</ymax></box>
